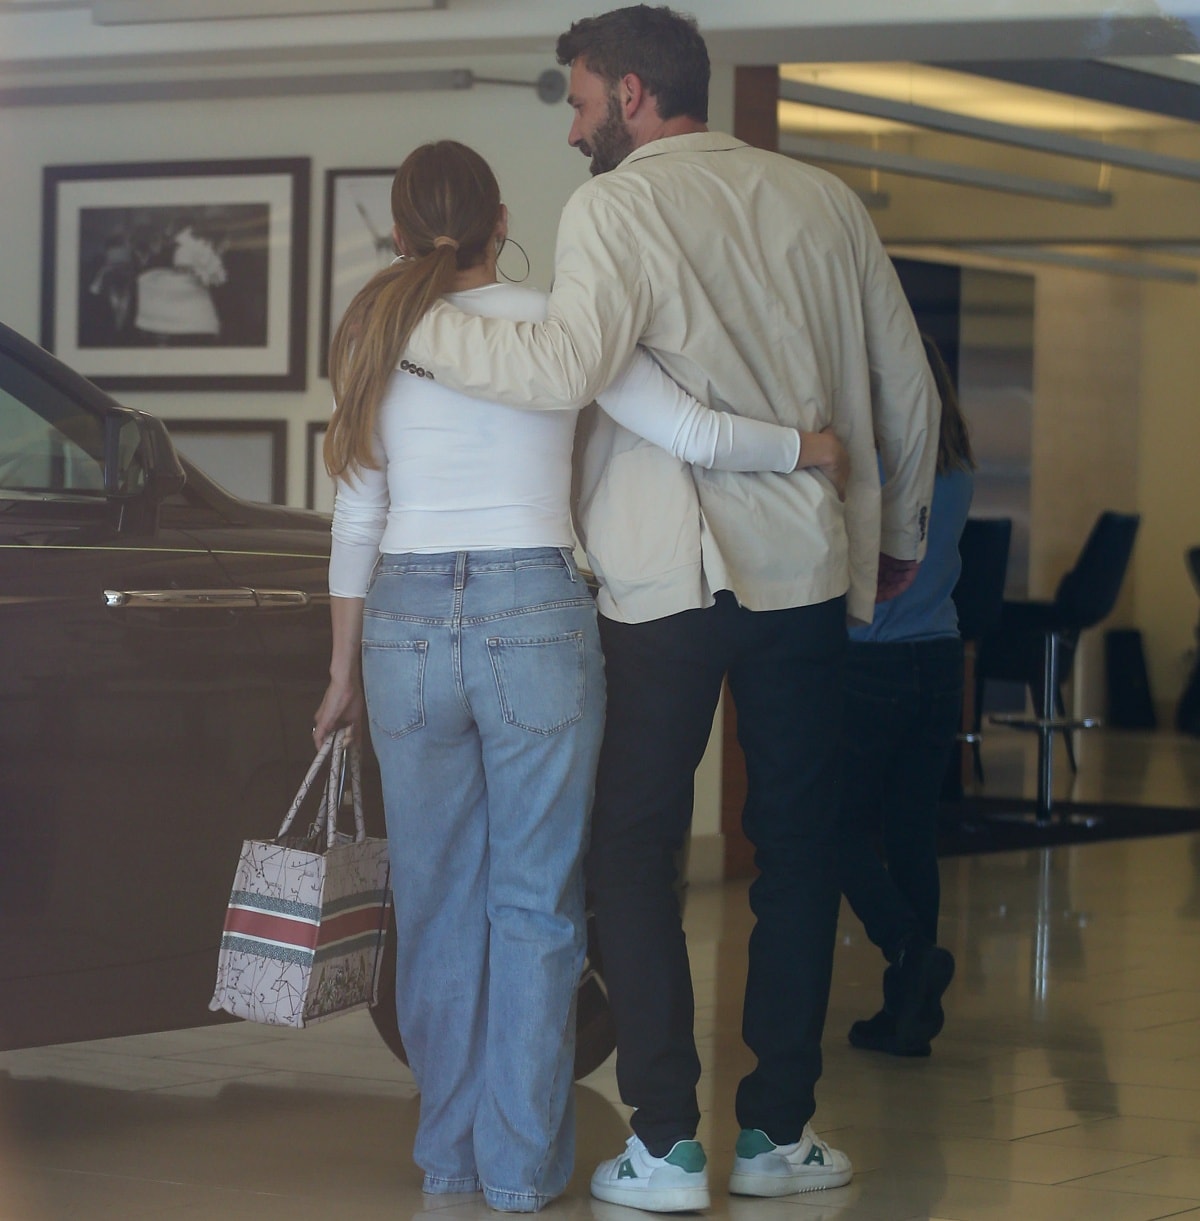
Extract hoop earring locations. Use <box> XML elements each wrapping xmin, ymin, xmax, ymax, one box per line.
<box><xmin>497</xmin><ymin>236</ymin><xmax>531</xmax><ymax>284</ymax></box>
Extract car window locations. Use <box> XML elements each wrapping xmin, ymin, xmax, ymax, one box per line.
<box><xmin>0</xmin><ymin>353</ymin><xmax>106</xmax><ymax>494</ymax></box>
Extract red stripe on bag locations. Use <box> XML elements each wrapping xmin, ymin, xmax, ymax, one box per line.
<box><xmin>316</xmin><ymin>906</ymin><xmax>384</xmax><ymax>948</ymax></box>
<box><xmin>225</xmin><ymin>909</ymin><xmax>320</xmax><ymax>950</ymax></box>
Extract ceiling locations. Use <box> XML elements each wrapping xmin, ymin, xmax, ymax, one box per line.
<box><xmin>774</xmin><ymin>57</ymin><xmax>1200</xmax><ymax>284</ymax></box>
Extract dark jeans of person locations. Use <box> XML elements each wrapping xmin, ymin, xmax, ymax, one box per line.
<box><xmin>837</xmin><ymin>636</ymin><xmax>963</xmax><ymax>967</ymax></box>
<box><xmin>585</xmin><ymin>591</ymin><xmax>847</xmax><ymax>1156</ymax></box>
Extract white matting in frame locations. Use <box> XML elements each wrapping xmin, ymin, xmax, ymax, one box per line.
<box><xmin>168</xmin><ymin>420</ymin><xmax>287</xmax><ymax>505</ymax></box>
<box><xmin>42</xmin><ymin>158</ymin><xmax>309</xmax><ymax>391</ymax></box>
<box><xmin>306</xmin><ymin>421</ymin><xmax>335</xmax><ymax>514</ymax></box>
<box><xmin>319</xmin><ymin>168</ymin><xmax>396</xmax><ymax>378</ymax></box>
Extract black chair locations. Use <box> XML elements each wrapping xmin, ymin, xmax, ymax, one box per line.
<box><xmin>1177</xmin><ymin>547</ymin><xmax>1200</xmax><ymax>736</ymax></box>
<box><xmin>975</xmin><ymin>510</ymin><xmax>1140</xmax><ymax>820</ymax></box>
<box><xmin>951</xmin><ymin>516</ymin><xmax>1013</xmax><ymax>785</ymax></box>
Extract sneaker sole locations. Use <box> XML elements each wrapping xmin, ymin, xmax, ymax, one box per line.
<box><xmin>590</xmin><ymin>1182</ymin><xmax>711</xmax><ymax>1212</ymax></box>
<box><xmin>729</xmin><ymin>1166</ymin><xmax>852</xmax><ymax>1196</ymax></box>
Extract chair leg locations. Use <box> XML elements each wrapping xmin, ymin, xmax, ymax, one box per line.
<box><xmin>970</xmin><ymin>659</ymin><xmax>986</xmax><ymax>784</ymax></box>
<box><xmin>1055</xmin><ymin>686</ymin><xmax>1078</xmax><ymax>774</ymax></box>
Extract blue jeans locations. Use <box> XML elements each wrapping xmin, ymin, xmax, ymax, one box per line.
<box><xmin>361</xmin><ymin>548</ymin><xmax>605</xmax><ymax>1211</ymax></box>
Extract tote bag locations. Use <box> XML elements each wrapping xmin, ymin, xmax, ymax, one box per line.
<box><xmin>209</xmin><ymin>729</ymin><xmax>391</xmax><ymax>1028</ymax></box>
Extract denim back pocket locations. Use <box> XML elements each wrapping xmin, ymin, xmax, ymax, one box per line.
<box><xmin>362</xmin><ymin>639</ymin><xmax>428</xmax><ymax>740</ymax></box>
<box><xmin>487</xmin><ymin>631</ymin><xmax>585</xmax><ymax>735</ymax></box>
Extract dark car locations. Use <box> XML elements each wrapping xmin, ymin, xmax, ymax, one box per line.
<box><xmin>0</xmin><ymin>320</ymin><xmax>613</xmax><ymax>1076</ymax></box>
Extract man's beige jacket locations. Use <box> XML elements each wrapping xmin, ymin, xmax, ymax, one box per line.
<box><xmin>410</xmin><ymin>132</ymin><xmax>939</xmax><ymax>625</ymax></box>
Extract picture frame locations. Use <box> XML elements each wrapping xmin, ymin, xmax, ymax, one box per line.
<box><xmin>319</xmin><ymin>167</ymin><xmax>396</xmax><ymax>377</ymax></box>
<box><xmin>306</xmin><ymin>420</ymin><xmax>334</xmax><ymax>513</ymax></box>
<box><xmin>166</xmin><ymin>419</ymin><xmax>288</xmax><ymax>504</ymax></box>
<box><xmin>41</xmin><ymin>158</ymin><xmax>310</xmax><ymax>391</ymax></box>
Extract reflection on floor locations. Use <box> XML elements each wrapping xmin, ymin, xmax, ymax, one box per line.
<box><xmin>3</xmin><ymin>729</ymin><xmax>1200</xmax><ymax>1220</ymax></box>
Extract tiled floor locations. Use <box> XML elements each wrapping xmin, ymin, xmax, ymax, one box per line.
<box><xmin>3</xmin><ymin>729</ymin><xmax>1200</xmax><ymax>1220</ymax></box>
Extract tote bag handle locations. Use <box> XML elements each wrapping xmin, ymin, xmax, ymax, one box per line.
<box><xmin>276</xmin><ymin>728</ymin><xmax>366</xmax><ymax>845</ymax></box>
<box><xmin>321</xmin><ymin>729</ymin><xmax>366</xmax><ymax>847</ymax></box>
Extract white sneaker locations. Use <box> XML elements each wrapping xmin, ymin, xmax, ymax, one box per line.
<box><xmin>591</xmin><ymin>1135</ymin><xmax>710</xmax><ymax>1212</ymax></box>
<box><xmin>728</xmin><ymin>1125</ymin><xmax>852</xmax><ymax>1196</ymax></box>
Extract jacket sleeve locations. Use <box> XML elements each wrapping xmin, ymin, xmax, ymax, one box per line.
<box><xmin>405</xmin><ymin>185</ymin><xmax>653</xmax><ymax>409</ymax></box>
<box><xmin>852</xmin><ymin>201</ymin><xmax>940</xmax><ymax>562</ymax></box>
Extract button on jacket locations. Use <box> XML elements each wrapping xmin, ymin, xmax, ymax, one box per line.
<box><xmin>409</xmin><ymin>131</ymin><xmax>938</xmax><ymax>625</ymax></box>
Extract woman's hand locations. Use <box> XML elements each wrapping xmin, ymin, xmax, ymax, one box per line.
<box><xmin>313</xmin><ymin>673</ymin><xmax>365</xmax><ymax>750</ymax></box>
<box><xmin>796</xmin><ymin>427</ymin><xmax>850</xmax><ymax>501</ymax></box>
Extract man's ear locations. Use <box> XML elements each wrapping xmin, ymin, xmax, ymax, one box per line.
<box><xmin>620</xmin><ymin>71</ymin><xmax>648</xmax><ymax>119</ymax></box>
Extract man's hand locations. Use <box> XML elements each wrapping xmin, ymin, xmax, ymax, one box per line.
<box><xmin>876</xmin><ymin>553</ymin><xmax>920</xmax><ymax>603</ymax></box>
<box><xmin>796</xmin><ymin>427</ymin><xmax>850</xmax><ymax>501</ymax></box>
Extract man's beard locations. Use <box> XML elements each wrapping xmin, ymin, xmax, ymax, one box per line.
<box><xmin>579</xmin><ymin>92</ymin><xmax>636</xmax><ymax>176</ymax></box>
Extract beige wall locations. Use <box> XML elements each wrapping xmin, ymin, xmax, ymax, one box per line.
<box><xmin>1138</xmin><ymin>280</ymin><xmax>1200</xmax><ymax>725</ymax></box>
<box><xmin>1033</xmin><ymin>269</ymin><xmax>1143</xmax><ymax>717</ymax></box>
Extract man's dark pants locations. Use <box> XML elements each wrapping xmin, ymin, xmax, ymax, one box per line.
<box><xmin>585</xmin><ymin>590</ymin><xmax>847</xmax><ymax>1156</ymax></box>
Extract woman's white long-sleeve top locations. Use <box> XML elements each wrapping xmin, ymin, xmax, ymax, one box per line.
<box><xmin>328</xmin><ymin>282</ymin><xmax>799</xmax><ymax>599</ymax></box>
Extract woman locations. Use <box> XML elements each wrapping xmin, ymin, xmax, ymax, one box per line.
<box><xmin>836</xmin><ymin>335</ymin><xmax>974</xmax><ymax>1058</ymax></box>
<box><xmin>312</xmin><ymin>140</ymin><xmax>847</xmax><ymax>1210</ymax></box>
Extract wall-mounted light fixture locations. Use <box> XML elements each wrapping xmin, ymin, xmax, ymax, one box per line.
<box><xmin>0</xmin><ymin>66</ymin><xmax>565</xmax><ymax>108</ymax></box>
<box><xmin>92</xmin><ymin>0</ymin><xmax>444</xmax><ymax>22</ymax></box>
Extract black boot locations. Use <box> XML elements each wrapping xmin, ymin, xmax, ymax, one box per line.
<box><xmin>891</xmin><ymin>936</ymin><xmax>955</xmax><ymax>1053</ymax></box>
<box><xmin>848</xmin><ymin>964</ymin><xmax>931</xmax><ymax>1056</ymax></box>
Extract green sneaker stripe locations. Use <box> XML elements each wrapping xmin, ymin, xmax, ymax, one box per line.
<box><xmin>735</xmin><ymin>1129</ymin><xmax>776</xmax><ymax>1158</ymax></box>
<box><xmin>664</xmin><ymin>1141</ymin><xmax>707</xmax><ymax>1173</ymax></box>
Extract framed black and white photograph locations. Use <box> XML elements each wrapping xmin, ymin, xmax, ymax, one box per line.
<box><xmin>306</xmin><ymin>420</ymin><xmax>335</xmax><ymax>513</ymax></box>
<box><xmin>319</xmin><ymin>167</ymin><xmax>396</xmax><ymax>377</ymax></box>
<box><xmin>41</xmin><ymin>158</ymin><xmax>310</xmax><ymax>391</ymax></box>
<box><xmin>167</xmin><ymin>419</ymin><xmax>288</xmax><ymax>505</ymax></box>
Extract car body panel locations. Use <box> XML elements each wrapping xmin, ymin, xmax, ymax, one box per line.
<box><xmin>0</xmin><ymin>320</ymin><xmax>357</xmax><ymax>1049</ymax></box>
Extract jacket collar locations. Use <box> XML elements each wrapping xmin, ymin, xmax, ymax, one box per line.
<box><xmin>618</xmin><ymin>130</ymin><xmax>746</xmax><ymax>168</ymax></box>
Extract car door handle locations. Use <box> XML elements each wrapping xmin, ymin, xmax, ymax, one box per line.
<box><xmin>104</xmin><ymin>588</ymin><xmax>315</xmax><ymax>609</ymax></box>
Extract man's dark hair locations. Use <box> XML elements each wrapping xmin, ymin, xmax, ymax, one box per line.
<box><xmin>556</xmin><ymin>5</ymin><xmax>709</xmax><ymax>123</ymax></box>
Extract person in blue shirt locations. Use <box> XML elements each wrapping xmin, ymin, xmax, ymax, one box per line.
<box><xmin>837</xmin><ymin>335</ymin><xmax>975</xmax><ymax>1057</ymax></box>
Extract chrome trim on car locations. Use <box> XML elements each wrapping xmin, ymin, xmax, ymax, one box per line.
<box><xmin>104</xmin><ymin>587</ymin><xmax>316</xmax><ymax>610</ymax></box>
<box><xmin>104</xmin><ymin>589</ymin><xmax>258</xmax><ymax>609</ymax></box>
<box><xmin>253</xmin><ymin>589</ymin><xmax>311</xmax><ymax>608</ymax></box>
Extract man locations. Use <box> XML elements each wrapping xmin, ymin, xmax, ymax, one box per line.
<box><xmin>407</xmin><ymin>5</ymin><xmax>939</xmax><ymax>1210</ymax></box>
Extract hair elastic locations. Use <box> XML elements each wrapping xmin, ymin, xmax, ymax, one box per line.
<box><xmin>432</xmin><ymin>236</ymin><xmax>460</xmax><ymax>251</ymax></box>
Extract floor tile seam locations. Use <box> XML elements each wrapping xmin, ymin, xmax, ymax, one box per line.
<box><xmin>981</xmin><ymin>1080</ymin><xmax>1126</xmax><ymax>1106</ymax></box>
<box><xmin>1042</xmin><ymin>1173</ymin><xmax>1200</xmax><ymax>1207</ymax></box>
<box><xmin>31</xmin><ymin>1164</ymin><xmax>305</xmax><ymax>1199</ymax></box>
<box><xmin>1013</xmin><ymin>1087</ymin><xmax>1200</xmax><ymax>1123</ymax></box>
<box><xmin>1050</xmin><ymin>1152</ymin><xmax>1172</xmax><ymax>1186</ymax></box>
<box><xmin>150</xmin><ymin>1053</ymin><xmax>411</xmax><ymax>1082</ymax></box>
<box><xmin>1013</xmin><ymin>1127</ymin><xmax>1200</xmax><ymax>1156</ymax></box>
<box><xmin>1004</xmin><ymin>1115</ymin><xmax>1119</xmax><ymax>1142</ymax></box>
<box><xmin>841</xmin><ymin>1131</ymin><xmax>1165</xmax><ymax>1177</ymax></box>
<box><xmin>139</xmin><ymin>1065</ymin><xmax>278</xmax><ymax>1093</ymax></box>
<box><xmin>853</xmin><ymin>1165</ymin><xmax>1200</xmax><ymax>1208</ymax></box>
<box><xmin>1020</xmin><ymin>1076</ymin><xmax>1200</xmax><ymax>1101</ymax></box>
